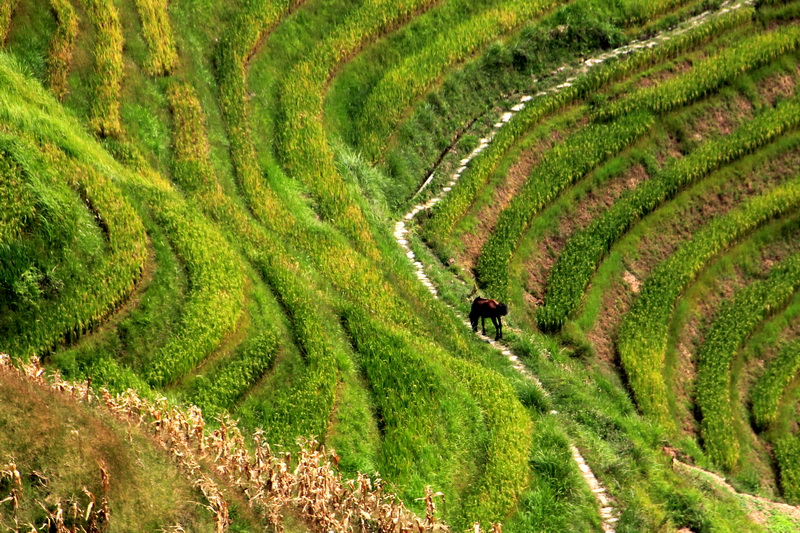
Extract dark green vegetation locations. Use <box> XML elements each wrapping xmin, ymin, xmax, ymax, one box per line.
<box><xmin>2</xmin><ymin>0</ymin><xmax>800</xmax><ymax>531</ymax></box>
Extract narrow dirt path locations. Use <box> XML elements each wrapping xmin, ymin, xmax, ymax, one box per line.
<box><xmin>393</xmin><ymin>3</ymin><xmax>760</xmax><ymax>531</ymax></box>
<box><xmin>674</xmin><ymin>460</ymin><xmax>800</xmax><ymax>524</ymax></box>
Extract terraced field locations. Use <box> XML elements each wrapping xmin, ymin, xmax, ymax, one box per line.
<box><xmin>2</xmin><ymin>0</ymin><xmax>800</xmax><ymax>531</ymax></box>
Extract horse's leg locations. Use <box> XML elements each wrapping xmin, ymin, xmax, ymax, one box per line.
<box><xmin>497</xmin><ymin>316</ymin><xmax>503</xmax><ymax>340</ymax></box>
<box><xmin>492</xmin><ymin>316</ymin><xmax>501</xmax><ymax>340</ymax></box>
<box><xmin>481</xmin><ymin>316</ymin><xmax>486</xmax><ymax>335</ymax></box>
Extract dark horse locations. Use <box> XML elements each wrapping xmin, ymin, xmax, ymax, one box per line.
<box><xmin>470</xmin><ymin>297</ymin><xmax>509</xmax><ymax>340</ymax></box>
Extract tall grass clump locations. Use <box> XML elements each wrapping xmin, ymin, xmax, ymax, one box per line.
<box><xmin>83</xmin><ymin>0</ymin><xmax>124</xmax><ymax>137</ymax></box>
<box><xmin>46</xmin><ymin>0</ymin><xmax>79</xmax><ymax>100</ymax></box>
<box><xmin>598</xmin><ymin>25</ymin><xmax>800</xmax><ymax>121</ymax></box>
<box><xmin>357</xmin><ymin>0</ymin><xmax>557</xmax><ymax>157</ymax></box>
<box><xmin>476</xmin><ymin>111</ymin><xmax>655</xmax><ymax>299</ymax></box>
<box><xmin>617</xmin><ymin>177</ymin><xmax>800</xmax><ymax>425</ymax></box>
<box><xmin>697</xmin><ymin>253</ymin><xmax>800</xmax><ymax>470</ymax></box>
<box><xmin>774</xmin><ymin>434</ymin><xmax>800</xmax><ymax>504</ymax></box>
<box><xmin>751</xmin><ymin>340</ymin><xmax>800</xmax><ymax>430</ymax></box>
<box><xmin>424</xmin><ymin>5</ymin><xmax>752</xmax><ymax>241</ymax></box>
<box><xmin>0</xmin><ymin>135</ymin><xmax>147</xmax><ymax>358</ymax></box>
<box><xmin>538</xmin><ymin>98</ymin><xmax>800</xmax><ymax>332</ymax></box>
<box><xmin>134</xmin><ymin>0</ymin><xmax>178</xmax><ymax>76</ymax></box>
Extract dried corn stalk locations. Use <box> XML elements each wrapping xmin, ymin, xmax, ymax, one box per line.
<box><xmin>0</xmin><ymin>354</ymin><xmax>503</xmax><ymax>532</ymax></box>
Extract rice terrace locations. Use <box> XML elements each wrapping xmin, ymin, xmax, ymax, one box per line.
<box><xmin>4</xmin><ymin>0</ymin><xmax>800</xmax><ymax>530</ymax></box>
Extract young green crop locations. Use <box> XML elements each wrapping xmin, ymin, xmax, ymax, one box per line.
<box><xmin>357</xmin><ymin>0</ymin><xmax>557</xmax><ymax>158</ymax></box>
<box><xmin>134</xmin><ymin>0</ymin><xmax>178</xmax><ymax>76</ymax></box>
<box><xmin>751</xmin><ymin>340</ymin><xmax>800</xmax><ymax>430</ymax></box>
<box><xmin>214</xmin><ymin>0</ymin><xmax>302</xmax><ymax>238</ymax></box>
<box><xmin>424</xmin><ymin>5</ymin><xmax>752</xmax><ymax>242</ymax></box>
<box><xmin>774</xmin><ymin>434</ymin><xmax>800</xmax><ymax>504</ymax></box>
<box><xmin>82</xmin><ymin>0</ymin><xmax>124</xmax><ymax>138</ymax></box>
<box><xmin>138</xmin><ymin>178</ymin><xmax>246</xmax><ymax>387</ymax></box>
<box><xmin>476</xmin><ymin>111</ymin><xmax>655</xmax><ymax>299</ymax></box>
<box><xmin>438</xmin><ymin>353</ymin><xmax>532</xmax><ymax>526</ymax></box>
<box><xmin>696</xmin><ymin>253</ymin><xmax>800</xmax><ymax>470</ymax></box>
<box><xmin>598</xmin><ymin>25</ymin><xmax>800</xmax><ymax>121</ymax></box>
<box><xmin>620</xmin><ymin>0</ymin><xmax>691</xmax><ymax>25</ymax></box>
<box><xmin>538</xmin><ymin>97</ymin><xmax>800</xmax><ymax>332</ymax></box>
<box><xmin>46</xmin><ymin>0</ymin><xmax>79</xmax><ymax>101</ymax></box>
<box><xmin>617</xmin><ymin>177</ymin><xmax>800</xmax><ymax>426</ymax></box>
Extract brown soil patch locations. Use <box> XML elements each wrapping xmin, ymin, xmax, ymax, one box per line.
<box><xmin>685</xmin><ymin>96</ymin><xmax>754</xmax><ymax>143</ymax></box>
<box><xmin>758</xmin><ymin>72</ymin><xmax>797</xmax><ymax>107</ymax></box>
<box><xmin>622</xmin><ymin>270</ymin><xmax>641</xmax><ymax>293</ymax></box>
<box><xmin>458</xmin><ymin>136</ymin><xmax>556</xmax><ymax>271</ymax></box>
<box><xmin>654</xmin><ymin>133</ymin><xmax>683</xmax><ymax>168</ymax></box>
<box><xmin>586</xmin><ymin>275</ymin><xmax>633</xmax><ymax>365</ymax></box>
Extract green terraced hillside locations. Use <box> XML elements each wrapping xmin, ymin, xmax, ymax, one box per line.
<box><xmin>2</xmin><ymin>0</ymin><xmax>800</xmax><ymax>531</ymax></box>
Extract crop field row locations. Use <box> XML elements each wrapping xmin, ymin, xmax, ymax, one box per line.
<box><xmin>424</xmin><ymin>3</ymin><xmax>754</xmax><ymax>243</ymax></box>
<box><xmin>133</xmin><ymin>0</ymin><xmax>177</xmax><ymax>76</ymax></box>
<box><xmin>598</xmin><ymin>25</ymin><xmax>800</xmax><ymax>120</ymax></box>
<box><xmin>356</xmin><ymin>0</ymin><xmax>558</xmax><ymax>158</ymax></box>
<box><xmin>752</xmin><ymin>339</ymin><xmax>800</xmax><ymax>430</ymax></box>
<box><xmin>83</xmin><ymin>0</ymin><xmax>123</xmax><ymax>137</ymax></box>
<box><xmin>697</xmin><ymin>252</ymin><xmax>800</xmax><ymax>469</ymax></box>
<box><xmin>617</xmin><ymin>176</ymin><xmax>800</xmax><ymax>424</ymax></box>
<box><xmin>45</xmin><ymin>0</ymin><xmax>78</xmax><ymax>100</ymax></box>
<box><xmin>0</xmin><ymin>0</ymin><xmax>16</xmax><ymax>44</ymax></box>
<box><xmin>475</xmin><ymin>25</ymin><xmax>800</xmax><ymax>303</ymax></box>
<box><xmin>0</xmin><ymin>131</ymin><xmax>147</xmax><ymax>359</ymax></box>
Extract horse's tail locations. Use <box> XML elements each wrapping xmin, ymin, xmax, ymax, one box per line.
<box><xmin>498</xmin><ymin>302</ymin><xmax>509</xmax><ymax>316</ymax></box>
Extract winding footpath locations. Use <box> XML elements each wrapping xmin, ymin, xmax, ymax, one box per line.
<box><xmin>392</xmin><ymin>2</ymin><xmax>760</xmax><ymax>531</ymax></box>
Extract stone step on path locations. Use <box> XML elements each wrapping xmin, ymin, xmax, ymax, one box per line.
<box><xmin>392</xmin><ymin>3</ymin><xmax>758</xmax><ymax>531</ymax></box>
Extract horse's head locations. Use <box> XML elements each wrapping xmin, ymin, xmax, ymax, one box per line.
<box><xmin>497</xmin><ymin>302</ymin><xmax>509</xmax><ymax>316</ymax></box>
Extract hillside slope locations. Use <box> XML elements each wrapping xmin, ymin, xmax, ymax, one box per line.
<box><xmin>1</xmin><ymin>0</ymin><xmax>800</xmax><ymax>531</ymax></box>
